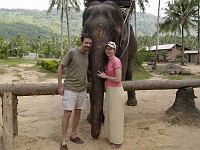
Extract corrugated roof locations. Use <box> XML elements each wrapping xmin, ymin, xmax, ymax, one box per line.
<box><xmin>148</xmin><ymin>43</ymin><xmax>191</xmax><ymax>51</ymax></box>
<box><xmin>150</xmin><ymin>44</ymin><xmax>184</xmax><ymax>50</ymax></box>
<box><xmin>149</xmin><ymin>44</ymin><xmax>181</xmax><ymax>50</ymax></box>
<box><xmin>184</xmin><ymin>50</ymin><xmax>199</xmax><ymax>54</ymax></box>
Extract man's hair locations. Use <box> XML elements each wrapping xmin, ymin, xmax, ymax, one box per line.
<box><xmin>81</xmin><ymin>33</ymin><xmax>92</xmax><ymax>43</ymax></box>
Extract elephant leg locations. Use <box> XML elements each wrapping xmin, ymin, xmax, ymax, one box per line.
<box><xmin>125</xmin><ymin>61</ymin><xmax>137</xmax><ymax>106</ymax></box>
<box><xmin>127</xmin><ymin>90</ymin><xmax>137</xmax><ymax>106</ymax></box>
<box><xmin>87</xmin><ymin>94</ymin><xmax>92</xmax><ymax>123</ymax></box>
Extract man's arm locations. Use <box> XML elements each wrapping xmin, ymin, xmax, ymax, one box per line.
<box><xmin>58</xmin><ymin>64</ymin><xmax>65</xmax><ymax>95</ymax></box>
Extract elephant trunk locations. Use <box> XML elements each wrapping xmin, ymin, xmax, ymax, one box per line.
<box><xmin>89</xmin><ymin>45</ymin><xmax>107</xmax><ymax>138</ymax></box>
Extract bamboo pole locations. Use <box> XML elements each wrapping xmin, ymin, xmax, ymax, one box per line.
<box><xmin>0</xmin><ymin>80</ymin><xmax>200</xmax><ymax>96</ymax></box>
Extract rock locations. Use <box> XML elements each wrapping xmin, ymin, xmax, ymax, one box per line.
<box><xmin>179</xmin><ymin>70</ymin><xmax>193</xmax><ymax>75</ymax></box>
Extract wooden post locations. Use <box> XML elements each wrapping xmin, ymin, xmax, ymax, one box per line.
<box><xmin>3</xmin><ymin>92</ymin><xmax>14</xmax><ymax>150</ymax></box>
<box><xmin>12</xmin><ymin>94</ymin><xmax>18</xmax><ymax>137</ymax></box>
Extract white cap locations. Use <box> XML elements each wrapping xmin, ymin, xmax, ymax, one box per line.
<box><xmin>105</xmin><ymin>41</ymin><xmax>116</xmax><ymax>49</ymax></box>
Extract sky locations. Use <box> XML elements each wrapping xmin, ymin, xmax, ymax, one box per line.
<box><xmin>0</xmin><ymin>0</ymin><xmax>168</xmax><ymax>16</ymax></box>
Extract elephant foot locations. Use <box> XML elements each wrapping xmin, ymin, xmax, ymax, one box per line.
<box><xmin>127</xmin><ymin>99</ymin><xmax>137</xmax><ymax>106</ymax></box>
<box><xmin>87</xmin><ymin>113</ymin><xmax>91</xmax><ymax>123</ymax></box>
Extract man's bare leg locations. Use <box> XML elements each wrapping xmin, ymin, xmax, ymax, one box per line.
<box><xmin>61</xmin><ymin>110</ymin><xmax>72</xmax><ymax>145</ymax></box>
<box><xmin>71</xmin><ymin>109</ymin><xmax>81</xmax><ymax>137</ymax></box>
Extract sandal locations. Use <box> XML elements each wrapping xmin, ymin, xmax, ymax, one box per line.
<box><xmin>60</xmin><ymin>142</ymin><xmax>68</xmax><ymax>150</ymax></box>
<box><xmin>111</xmin><ymin>144</ymin><xmax>120</xmax><ymax>149</ymax></box>
<box><xmin>70</xmin><ymin>136</ymin><xmax>84</xmax><ymax>144</ymax></box>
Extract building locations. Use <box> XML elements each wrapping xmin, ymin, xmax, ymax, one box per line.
<box><xmin>184</xmin><ymin>50</ymin><xmax>200</xmax><ymax>63</ymax></box>
<box><xmin>23</xmin><ymin>52</ymin><xmax>38</xmax><ymax>58</ymax></box>
<box><xmin>149</xmin><ymin>44</ymin><xmax>190</xmax><ymax>62</ymax></box>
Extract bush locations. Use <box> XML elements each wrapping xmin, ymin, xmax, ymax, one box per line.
<box><xmin>135</xmin><ymin>48</ymin><xmax>154</xmax><ymax>64</ymax></box>
<box><xmin>0</xmin><ymin>53</ymin><xmax>8</xmax><ymax>59</ymax></box>
<box><xmin>40</xmin><ymin>60</ymin><xmax>60</xmax><ymax>73</ymax></box>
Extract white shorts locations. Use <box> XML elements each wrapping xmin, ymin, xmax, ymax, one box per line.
<box><xmin>62</xmin><ymin>90</ymin><xmax>87</xmax><ymax>111</ymax></box>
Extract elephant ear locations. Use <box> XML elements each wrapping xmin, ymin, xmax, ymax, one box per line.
<box><xmin>119</xmin><ymin>21</ymin><xmax>129</xmax><ymax>56</ymax></box>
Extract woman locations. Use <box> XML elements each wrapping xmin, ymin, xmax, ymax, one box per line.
<box><xmin>97</xmin><ymin>41</ymin><xmax>125</xmax><ymax>149</ymax></box>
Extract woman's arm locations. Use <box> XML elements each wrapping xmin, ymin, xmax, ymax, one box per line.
<box><xmin>97</xmin><ymin>68</ymin><xmax>122</xmax><ymax>83</ymax></box>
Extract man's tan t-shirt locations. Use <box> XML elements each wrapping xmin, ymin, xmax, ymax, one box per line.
<box><xmin>61</xmin><ymin>48</ymin><xmax>88</xmax><ymax>92</ymax></box>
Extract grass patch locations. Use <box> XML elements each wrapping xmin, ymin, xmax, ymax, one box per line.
<box><xmin>24</xmin><ymin>64</ymin><xmax>58</xmax><ymax>82</ymax></box>
<box><xmin>152</xmin><ymin>66</ymin><xmax>165</xmax><ymax>75</ymax></box>
<box><xmin>191</xmin><ymin>75</ymin><xmax>200</xmax><ymax>79</ymax></box>
<box><xmin>37</xmin><ymin>66</ymin><xmax>57</xmax><ymax>78</ymax></box>
<box><xmin>23</xmin><ymin>64</ymin><xmax>41</xmax><ymax>71</ymax></box>
<box><xmin>165</xmin><ymin>75</ymin><xmax>184</xmax><ymax>80</ymax></box>
<box><xmin>133</xmin><ymin>63</ymin><xmax>152</xmax><ymax>80</ymax></box>
<box><xmin>165</xmin><ymin>74</ymin><xmax>200</xmax><ymax>80</ymax></box>
<box><xmin>0</xmin><ymin>57</ymin><xmax>37</xmax><ymax>65</ymax></box>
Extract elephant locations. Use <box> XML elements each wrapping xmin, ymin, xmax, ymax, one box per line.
<box><xmin>82</xmin><ymin>1</ymin><xmax>138</xmax><ymax>138</ymax></box>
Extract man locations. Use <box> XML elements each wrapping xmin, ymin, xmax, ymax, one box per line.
<box><xmin>58</xmin><ymin>33</ymin><xmax>92</xmax><ymax>150</ymax></box>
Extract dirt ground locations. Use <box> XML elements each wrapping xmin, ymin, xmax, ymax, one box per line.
<box><xmin>0</xmin><ymin>63</ymin><xmax>200</xmax><ymax>150</ymax></box>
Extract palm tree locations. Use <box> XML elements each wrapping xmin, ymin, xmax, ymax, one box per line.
<box><xmin>133</xmin><ymin>0</ymin><xmax>149</xmax><ymax>38</ymax></box>
<box><xmin>65</xmin><ymin>0</ymin><xmax>80</xmax><ymax>49</ymax></box>
<box><xmin>48</xmin><ymin>0</ymin><xmax>64</xmax><ymax>59</ymax></box>
<box><xmin>48</xmin><ymin>0</ymin><xmax>80</xmax><ymax>59</ymax></box>
<box><xmin>152</xmin><ymin>0</ymin><xmax>160</xmax><ymax>70</ymax></box>
<box><xmin>159</xmin><ymin>0</ymin><xmax>198</xmax><ymax>65</ymax></box>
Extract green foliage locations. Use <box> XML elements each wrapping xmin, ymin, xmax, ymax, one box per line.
<box><xmin>40</xmin><ymin>59</ymin><xmax>60</xmax><ymax>73</ymax></box>
<box><xmin>0</xmin><ymin>53</ymin><xmax>7</xmax><ymax>59</ymax></box>
<box><xmin>159</xmin><ymin>0</ymin><xmax>198</xmax><ymax>64</ymax></box>
<box><xmin>132</xmin><ymin>61</ymin><xmax>152</xmax><ymax>80</ymax></box>
<box><xmin>0</xmin><ymin>8</ymin><xmax>82</xmax><ymax>39</ymax></box>
<box><xmin>135</xmin><ymin>48</ymin><xmax>154</xmax><ymax>64</ymax></box>
<box><xmin>159</xmin><ymin>50</ymin><xmax>168</xmax><ymax>57</ymax></box>
<box><xmin>176</xmin><ymin>54</ymin><xmax>187</xmax><ymax>59</ymax></box>
<box><xmin>0</xmin><ymin>36</ymin><xmax>9</xmax><ymax>59</ymax></box>
<box><xmin>0</xmin><ymin>8</ymin><xmax>172</xmax><ymax>39</ymax></box>
<box><xmin>0</xmin><ymin>7</ymin><xmax>199</xmax><ymax>60</ymax></box>
<box><xmin>137</xmin><ymin>34</ymin><xmax>198</xmax><ymax>53</ymax></box>
<box><xmin>158</xmin><ymin>50</ymin><xmax>168</xmax><ymax>61</ymax></box>
<box><xmin>9</xmin><ymin>33</ymin><xmax>27</xmax><ymax>58</ymax></box>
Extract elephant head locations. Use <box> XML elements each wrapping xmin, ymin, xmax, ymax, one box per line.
<box><xmin>82</xmin><ymin>1</ymin><xmax>137</xmax><ymax>138</ymax></box>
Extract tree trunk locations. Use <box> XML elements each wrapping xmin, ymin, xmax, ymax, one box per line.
<box><xmin>181</xmin><ymin>25</ymin><xmax>185</xmax><ymax>65</ymax></box>
<box><xmin>66</xmin><ymin>0</ymin><xmax>71</xmax><ymax>49</ymax></box>
<box><xmin>60</xmin><ymin>0</ymin><xmax>64</xmax><ymax>59</ymax></box>
<box><xmin>134</xmin><ymin>1</ymin><xmax>137</xmax><ymax>38</ymax></box>
<box><xmin>152</xmin><ymin>0</ymin><xmax>160</xmax><ymax>70</ymax></box>
<box><xmin>166</xmin><ymin>87</ymin><xmax>200</xmax><ymax>126</ymax></box>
